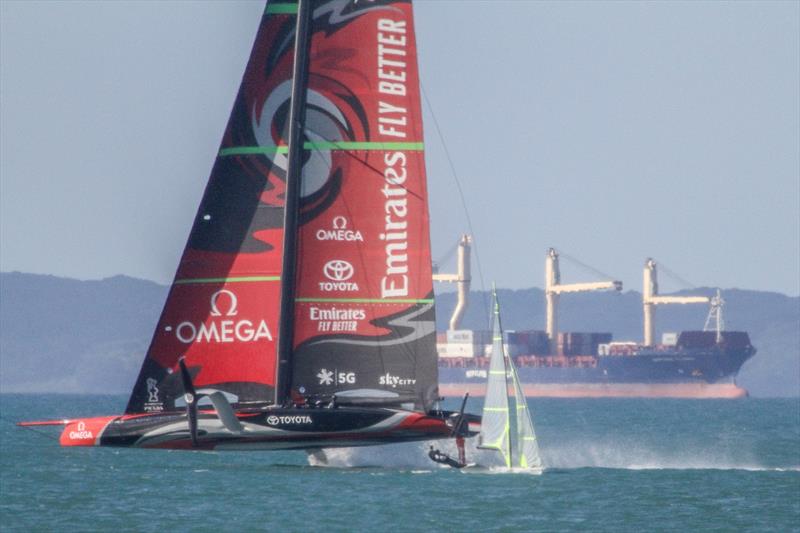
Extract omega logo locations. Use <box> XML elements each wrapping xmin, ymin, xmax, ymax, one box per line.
<box><xmin>209</xmin><ymin>289</ymin><xmax>238</xmax><ymax>317</ymax></box>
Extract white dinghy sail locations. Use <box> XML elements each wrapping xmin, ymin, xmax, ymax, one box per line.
<box><xmin>478</xmin><ymin>287</ymin><xmax>543</xmax><ymax>471</ymax></box>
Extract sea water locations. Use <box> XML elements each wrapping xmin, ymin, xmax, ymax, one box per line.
<box><xmin>1</xmin><ymin>395</ymin><xmax>798</xmax><ymax>532</ymax></box>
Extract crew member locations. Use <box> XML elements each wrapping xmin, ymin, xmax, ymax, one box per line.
<box><xmin>428</xmin><ymin>445</ymin><xmax>465</xmax><ymax>469</ymax></box>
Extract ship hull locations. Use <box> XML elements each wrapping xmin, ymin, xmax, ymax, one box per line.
<box><xmin>439</xmin><ymin>382</ymin><xmax>748</xmax><ymax>399</ymax></box>
<box><xmin>438</xmin><ymin>344</ymin><xmax>755</xmax><ymax>399</ymax></box>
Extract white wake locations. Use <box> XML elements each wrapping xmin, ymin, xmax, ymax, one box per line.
<box><xmin>540</xmin><ymin>438</ymin><xmax>798</xmax><ymax>472</ymax></box>
<box><xmin>305</xmin><ymin>437</ymin><xmax>798</xmax><ymax>473</ymax></box>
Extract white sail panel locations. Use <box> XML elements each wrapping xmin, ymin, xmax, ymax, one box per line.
<box><xmin>478</xmin><ymin>292</ymin><xmax>511</xmax><ymax>467</ymax></box>
<box><xmin>511</xmin><ymin>362</ymin><xmax>542</xmax><ymax>469</ymax></box>
<box><xmin>479</xmin><ymin>287</ymin><xmax>543</xmax><ymax>471</ymax></box>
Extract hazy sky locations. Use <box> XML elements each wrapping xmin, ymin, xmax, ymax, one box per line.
<box><xmin>1</xmin><ymin>1</ymin><xmax>798</xmax><ymax>296</ymax></box>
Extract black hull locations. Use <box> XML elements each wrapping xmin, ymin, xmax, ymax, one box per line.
<box><xmin>55</xmin><ymin>407</ymin><xmax>481</xmax><ymax>451</ymax></box>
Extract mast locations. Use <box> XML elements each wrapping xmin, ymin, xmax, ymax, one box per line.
<box><xmin>275</xmin><ymin>0</ymin><xmax>312</xmax><ymax>406</ymax></box>
<box><xmin>703</xmin><ymin>289</ymin><xmax>725</xmax><ymax>343</ymax></box>
<box><xmin>495</xmin><ymin>289</ymin><xmax>513</xmax><ymax>466</ymax></box>
<box><xmin>503</xmin><ymin>349</ymin><xmax>513</xmax><ymax>466</ymax></box>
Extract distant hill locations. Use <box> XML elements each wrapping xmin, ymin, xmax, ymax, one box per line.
<box><xmin>1</xmin><ymin>272</ymin><xmax>798</xmax><ymax>397</ymax></box>
<box><xmin>0</xmin><ymin>273</ymin><xmax>166</xmax><ymax>394</ymax></box>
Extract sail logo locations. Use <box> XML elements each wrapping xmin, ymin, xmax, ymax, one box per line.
<box><xmin>209</xmin><ymin>289</ymin><xmax>237</xmax><ymax>317</ymax></box>
<box><xmin>380</xmin><ymin>152</ymin><xmax>410</xmax><ymax>298</ymax></box>
<box><xmin>320</xmin><ymin>260</ymin><xmax>359</xmax><ymax>292</ymax></box>
<box><xmin>143</xmin><ymin>378</ymin><xmax>164</xmax><ymax>412</ymax></box>
<box><xmin>317</xmin><ymin>368</ymin><xmax>356</xmax><ymax>386</ymax></box>
<box><xmin>146</xmin><ymin>378</ymin><xmax>159</xmax><ymax>403</ymax></box>
<box><xmin>68</xmin><ymin>421</ymin><xmax>94</xmax><ymax>441</ymax></box>
<box><xmin>266</xmin><ymin>415</ymin><xmax>312</xmax><ymax>426</ymax></box>
<box><xmin>323</xmin><ymin>260</ymin><xmax>354</xmax><ymax>281</ymax></box>
<box><xmin>172</xmin><ymin>290</ymin><xmax>273</xmax><ymax>344</ymax></box>
<box><xmin>376</xmin><ymin>17</ymin><xmax>411</xmax><ymax>299</ymax></box>
<box><xmin>379</xmin><ymin>373</ymin><xmax>416</xmax><ymax>388</ymax></box>
<box><xmin>316</xmin><ymin>216</ymin><xmax>363</xmax><ymax>242</ymax></box>
<box><xmin>310</xmin><ymin>306</ymin><xmax>365</xmax><ymax>332</ymax></box>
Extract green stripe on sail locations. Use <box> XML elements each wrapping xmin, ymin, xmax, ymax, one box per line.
<box><xmin>265</xmin><ymin>3</ymin><xmax>297</xmax><ymax>14</ymax></box>
<box><xmin>219</xmin><ymin>141</ymin><xmax>424</xmax><ymax>157</ymax></box>
<box><xmin>483</xmin><ymin>407</ymin><xmax>508</xmax><ymax>412</ymax></box>
<box><xmin>303</xmin><ymin>141</ymin><xmax>424</xmax><ymax>151</ymax></box>
<box><xmin>219</xmin><ymin>146</ymin><xmax>288</xmax><ymax>156</ymax></box>
<box><xmin>489</xmin><ymin>370</ymin><xmax>507</xmax><ymax>375</ymax></box>
<box><xmin>295</xmin><ymin>297</ymin><xmax>433</xmax><ymax>304</ymax></box>
<box><xmin>174</xmin><ymin>276</ymin><xmax>280</xmax><ymax>285</ymax></box>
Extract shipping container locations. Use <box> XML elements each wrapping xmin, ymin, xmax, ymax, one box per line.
<box><xmin>677</xmin><ymin>331</ymin><xmax>752</xmax><ymax>349</ymax></box>
<box><xmin>662</xmin><ymin>332</ymin><xmax>678</xmax><ymax>346</ymax></box>
<box><xmin>446</xmin><ymin>329</ymin><xmax>473</xmax><ymax>344</ymax></box>
<box><xmin>437</xmin><ymin>343</ymin><xmax>481</xmax><ymax>358</ymax></box>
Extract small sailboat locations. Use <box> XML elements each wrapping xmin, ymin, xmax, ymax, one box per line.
<box><xmin>477</xmin><ymin>287</ymin><xmax>543</xmax><ymax>472</ymax></box>
<box><xmin>20</xmin><ymin>0</ymin><xmax>480</xmax><ymax>454</ymax></box>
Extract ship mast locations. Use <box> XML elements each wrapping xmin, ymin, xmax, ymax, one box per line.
<box><xmin>703</xmin><ymin>289</ymin><xmax>726</xmax><ymax>343</ymax></box>
<box><xmin>642</xmin><ymin>258</ymin><xmax>710</xmax><ymax>346</ymax></box>
<box><xmin>275</xmin><ymin>0</ymin><xmax>312</xmax><ymax>406</ymax></box>
<box><xmin>545</xmin><ymin>248</ymin><xmax>622</xmax><ymax>347</ymax></box>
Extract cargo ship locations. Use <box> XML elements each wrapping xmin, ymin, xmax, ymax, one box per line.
<box><xmin>433</xmin><ymin>239</ymin><xmax>756</xmax><ymax>398</ymax></box>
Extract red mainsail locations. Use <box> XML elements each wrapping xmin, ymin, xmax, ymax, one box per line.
<box><xmin>126</xmin><ymin>3</ymin><xmax>299</xmax><ymax>413</ymax></box>
<box><xmin>288</xmin><ymin>1</ymin><xmax>438</xmax><ymax>410</ymax></box>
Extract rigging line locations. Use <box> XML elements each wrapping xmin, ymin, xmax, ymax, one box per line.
<box><xmin>303</xmin><ymin>127</ymin><xmax>426</xmax><ymax>202</ymax></box>
<box><xmin>558</xmin><ymin>250</ymin><xmax>618</xmax><ymax>282</ymax></box>
<box><xmin>420</xmin><ymin>84</ymin><xmax>490</xmax><ymax>329</ymax></box>
<box><xmin>433</xmin><ymin>238</ymin><xmax>460</xmax><ymax>268</ymax></box>
<box><xmin>657</xmin><ymin>262</ymin><xmax>698</xmax><ymax>290</ymax></box>
<box><xmin>303</xmin><ymin>135</ymin><xmax>419</xmax><ymax>365</ymax></box>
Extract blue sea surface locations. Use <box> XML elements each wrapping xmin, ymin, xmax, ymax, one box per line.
<box><xmin>1</xmin><ymin>395</ymin><xmax>798</xmax><ymax>532</ymax></box>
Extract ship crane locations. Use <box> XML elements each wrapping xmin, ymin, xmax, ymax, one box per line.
<box><xmin>432</xmin><ymin>234</ymin><xmax>471</xmax><ymax>331</ymax></box>
<box><xmin>643</xmin><ymin>258</ymin><xmax>710</xmax><ymax>346</ymax></box>
<box><xmin>545</xmin><ymin>248</ymin><xmax>622</xmax><ymax>343</ymax></box>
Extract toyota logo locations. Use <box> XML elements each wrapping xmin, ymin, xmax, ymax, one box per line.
<box><xmin>266</xmin><ymin>415</ymin><xmax>279</xmax><ymax>426</ymax></box>
<box><xmin>323</xmin><ymin>260</ymin><xmax>354</xmax><ymax>281</ymax></box>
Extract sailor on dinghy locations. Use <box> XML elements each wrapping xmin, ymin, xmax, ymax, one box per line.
<box><xmin>428</xmin><ymin>445</ymin><xmax>465</xmax><ymax>469</ymax></box>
